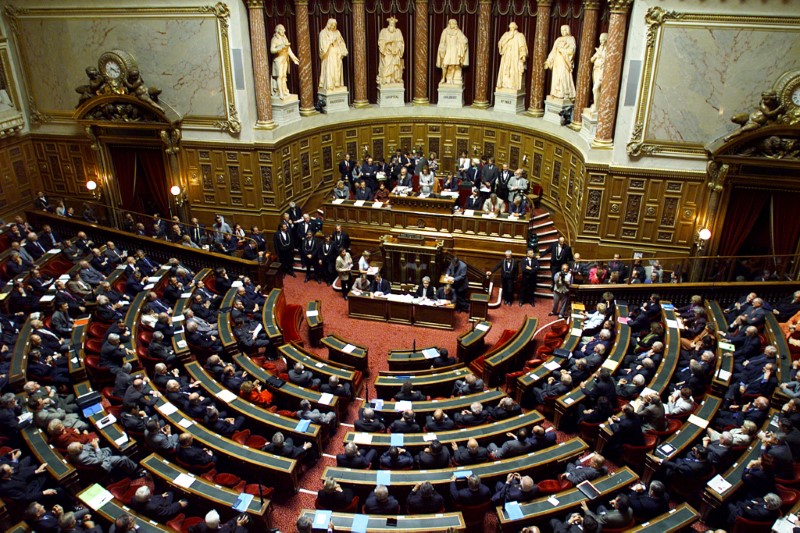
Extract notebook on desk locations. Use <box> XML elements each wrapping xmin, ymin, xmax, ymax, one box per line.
<box><xmin>576</xmin><ymin>480</ymin><xmax>601</xmax><ymax>500</ymax></box>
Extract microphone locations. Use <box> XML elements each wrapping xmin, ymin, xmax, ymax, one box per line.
<box><xmin>413</xmin><ymin>339</ymin><xmax>416</xmax><ymax>353</ymax></box>
<box><xmin>258</xmin><ymin>478</ymin><xmax>264</xmax><ymax>504</ymax></box>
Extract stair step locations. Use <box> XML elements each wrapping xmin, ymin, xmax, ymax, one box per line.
<box><xmin>532</xmin><ymin>212</ymin><xmax>551</xmax><ymax>221</ymax></box>
<box><xmin>535</xmin><ymin>291</ymin><xmax>554</xmax><ymax>299</ymax></box>
<box><xmin>539</xmin><ymin>238</ymin><xmax>558</xmax><ymax>247</ymax></box>
<box><xmin>530</xmin><ymin>220</ymin><xmax>554</xmax><ymax>230</ymax></box>
<box><xmin>536</xmin><ymin>229</ymin><xmax>558</xmax><ymax>238</ymax></box>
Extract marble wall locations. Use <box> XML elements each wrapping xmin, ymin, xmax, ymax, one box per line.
<box><xmin>7</xmin><ymin>5</ymin><xmax>229</xmax><ymax>126</ymax></box>
<box><xmin>647</xmin><ymin>24</ymin><xmax>800</xmax><ymax>147</ymax></box>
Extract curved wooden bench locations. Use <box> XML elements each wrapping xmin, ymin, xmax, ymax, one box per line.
<box><xmin>468</xmin><ymin>328</ymin><xmax>516</xmax><ymax>376</ymax></box>
<box><xmin>388</xmin><ymin>344</ymin><xmax>445</xmax><ymax>372</ymax></box>
<box><xmin>765</xmin><ymin>311</ymin><xmax>793</xmax><ymax>406</ymax></box>
<box><xmin>321</xmin><ymin>334</ymin><xmax>368</xmax><ymax>372</ymax></box>
<box><xmin>482</xmin><ymin>316</ymin><xmax>538</xmax><ymax>387</ymax></box>
<box><xmin>708</xmin><ymin>300</ymin><xmax>734</xmax><ymax>396</ymax></box>
<box><xmin>279</xmin><ymin>343</ymin><xmax>362</xmax><ymax>397</ymax></box>
<box><xmin>374</xmin><ymin>366</ymin><xmax>473</xmax><ymax>400</ymax></box>
<box><xmin>262</xmin><ymin>288</ymin><xmax>304</xmax><ymax>347</ymax></box>
<box><xmin>77</xmin><ymin>484</ymin><xmax>171</xmax><ymax>533</ymax></box>
<box><xmin>457</xmin><ymin>320</ymin><xmax>491</xmax><ymax>364</ymax></box>
<box><xmin>627</xmin><ymin>502</ymin><xmax>699</xmax><ymax>532</ymax></box>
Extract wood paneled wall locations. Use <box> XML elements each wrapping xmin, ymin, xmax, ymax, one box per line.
<box><xmin>25</xmin><ymin>118</ymin><xmax>705</xmax><ymax>261</ymax></box>
<box><xmin>0</xmin><ymin>137</ymin><xmax>43</xmax><ymax>222</ymax></box>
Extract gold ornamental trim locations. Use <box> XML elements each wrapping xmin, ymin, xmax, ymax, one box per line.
<box><xmin>628</xmin><ymin>8</ymin><xmax>800</xmax><ymax>159</ymax></box>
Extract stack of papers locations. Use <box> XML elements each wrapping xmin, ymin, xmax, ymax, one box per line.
<box><xmin>376</xmin><ymin>470</ymin><xmax>391</xmax><ymax>486</ymax></box>
<box><xmin>370</xmin><ymin>399</ymin><xmax>384</xmax><ymax>410</ymax></box>
<box><xmin>232</xmin><ymin>492</ymin><xmax>254</xmax><ymax>512</ymax></box>
<box><xmin>505</xmin><ymin>501</ymin><xmax>523</xmax><ymax>519</ymax></box>
<box><xmin>390</xmin><ymin>433</ymin><xmax>404</xmax><ymax>446</ymax></box>
<box><xmin>351</xmin><ymin>514</ymin><xmax>369</xmax><ymax>533</ymax></box>
<box><xmin>215</xmin><ymin>389</ymin><xmax>237</xmax><ymax>403</ymax></box>
<box><xmin>313</xmin><ymin>510</ymin><xmax>332</xmax><ymax>529</ymax></box>
<box><xmin>81</xmin><ymin>484</ymin><xmax>114</xmax><ymax>510</ymax></box>
<box><xmin>353</xmin><ymin>200</ymin><xmax>366</xmax><ymax>207</ymax></box>
<box><xmin>173</xmin><ymin>473</ymin><xmax>196</xmax><ymax>488</ymax></box>
<box><xmin>422</xmin><ymin>348</ymin><xmax>440</xmax><ymax>359</ymax></box>
<box><xmin>544</xmin><ymin>361</ymin><xmax>562</xmax><ymax>371</ymax></box>
<box><xmin>394</xmin><ymin>400</ymin><xmax>412</xmax><ymax>411</ymax></box>
<box><xmin>688</xmin><ymin>414</ymin><xmax>709</xmax><ymax>428</ymax></box>
<box><xmin>318</xmin><ymin>393</ymin><xmax>334</xmax><ymax>405</ymax></box>
<box><xmin>353</xmin><ymin>433</ymin><xmax>373</xmax><ymax>445</ymax></box>
<box><xmin>306</xmin><ymin>310</ymin><xmax>319</xmax><ymax>317</ymax></box>
<box><xmin>342</xmin><ymin>344</ymin><xmax>356</xmax><ymax>354</ymax></box>
<box><xmin>159</xmin><ymin>402</ymin><xmax>178</xmax><ymax>415</ymax></box>
<box><xmin>332</xmin><ymin>198</ymin><xmax>345</xmax><ymax>204</ymax></box>
<box><xmin>295</xmin><ymin>419</ymin><xmax>311</xmax><ymax>433</ymax></box>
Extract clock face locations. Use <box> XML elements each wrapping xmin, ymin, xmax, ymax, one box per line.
<box><xmin>104</xmin><ymin>60</ymin><xmax>122</xmax><ymax>80</ymax></box>
<box><xmin>793</xmin><ymin>87</ymin><xmax>800</xmax><ymax>106</ymax></box>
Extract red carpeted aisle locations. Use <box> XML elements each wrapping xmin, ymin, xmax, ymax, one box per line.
<box><xmin>266</xmin><ymin>275</ymin><xmax>560</xmax><ymax>531</ymax></box>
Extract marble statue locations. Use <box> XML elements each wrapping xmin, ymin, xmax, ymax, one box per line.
<box><xmin>496</xmin><ymin>22</ymin><xmax>528</xmax><ymax>92</ymax></box>
<box><xmin>270</xmin><ymin>24</ymin><xmax>300</xmax><ymax>100</ymax></box>
<box><xmin>590</xmin><ymin>33</ymin><xmax>607</xmax><ymax>111</ymax></box>
<box><xmin>318</xmin><ymin>18</ymin><xmax>348</xmax><ymax>91</ymax></box>
<box><xmin>437</xmin><ymin>19</ymin><xmax>469</xmax><ymax>86</ymax></box>
<box><xmin>544</xmin><ymin>24</ymin><xmax>576</xmax><ymax>100</ymax></box>
<box><xmin>377</xmin><ymin>17</ymin><xmax>405</xmax><ymax>86</ymax></box>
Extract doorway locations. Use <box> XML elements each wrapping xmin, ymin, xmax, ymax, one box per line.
<box><xmin>108</xmin><ymin>145</ymin><xmax>171</xmax><ymax>218</ymax></box>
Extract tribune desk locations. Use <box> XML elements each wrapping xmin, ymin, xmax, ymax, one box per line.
<box><xmin>348</xmin><ymin>291</ymin><xmax>455</xmax><ymax>330</ymax></box>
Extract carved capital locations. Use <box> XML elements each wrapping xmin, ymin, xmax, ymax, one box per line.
<box><xmin>351</xmin><ymin>0</ymin><xmax>365</xmax><ymax>4</ymax></box>
<box><xmin>245</xmin><ymin>0</ymin><xmax>263</xmax><ymax>9</ymax></box>
<box><xmin>536</xmin><ymin>0</ymin><xmax>552</xmax><ymax>7</ymax></box>
<box><xmin>582</xmin><ymin>0</ymin><xmax>601</xmax><ymax>10</ymax></box>
<box><xmin>608</xmin><ymin>0</ymin><xmax>634</xmax><ymax>14</ymax></box>
<box><xmin>706</xmin><ymin>160</ymin><xmax>729</xmax><ymax>192</ymax></box>
<box><xmin>294</xmin><ymin>0</ymin><xmax>309</xmax><ymax>6</ymax></box>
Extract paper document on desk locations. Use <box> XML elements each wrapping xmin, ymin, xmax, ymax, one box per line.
<box><xmin>666</xmin><ymin>319</ymin><xmax>679</xmax><ymax>329</ymax></box>
<box><xmin>688</xmin><ymin>414</ymin><xmax>709</xmax><ymax>428</ymax></box>
<box><xmin>544</xmin><ymin>361</ymin><xmax>562</xmax><ymax>371</ymax></box>
<box><xmin>353</xmin><ymin>433</ymin><xmax>373</xmax><ymax>445</ymax></box>
<box><xmin>215</xmin><ymin>389</ymin><xmax>237</xmax><ymax>403</ymax></box>
<box><xmin>231</xmin><ymin>281</ymin><xmax>243</xmax><ymax>288</ymax></box>
<box><xmin>475</xmin><ymin>323</ymin><xmax>490</xmax><ymax>332</ymax></box>
<box><xmin>394</xmin><ymin>400</ymin><xmax>412</xmax><ymax>411</ymax></box>
<box><xmin>707</xmin><ymin>474</ymin><xmax>732</xmax><ymax>494</ymax></box>
<box><xmin>159</xmin><ymin>402</ymin><xmax>178</xmax><ymax>415</ymax></box>
<box><xmin>332</xmin><ymin>199</ymin><xmax>345</xmax><ymax>204</ymax></box>
<box><xmin>318</xmin><ymin>393</ymin><xmax>334</xmax><ymax>405</ymax></box>
<box><xmin>422</xmin><ymin>348</ymin><xmax>440</xmax><ymax>359</ymax></box>
<box><xmin>81</xmin><ymin>484</ymin><xmax>114</xmax><ymax>510</ymax></box>
<box><xmin>463</xmin><ymin>209</ymin><xmax>475</xmax><ymax>217</ymax></box>
<box><xmin>342</xmin><ymin>344</ymin><xmax>356</xmax><ymax>354</ymax></box>
<box><xmin>306</xmin><ymin>310</ymin><xmax>319</xmax><ymax>317</ymax></box>
<box><xmin>353</xmin><ymin>200</ymin><xmax>366</xmax><ymax>207</ymax></box>
<box><xmin>173</xmin><ymin>473</ymin><xmax>195</xmax><ymax>488</ymax></box>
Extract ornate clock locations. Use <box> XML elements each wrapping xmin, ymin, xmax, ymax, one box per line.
<box><xmin>98</xmin><ymin>50</ymin><xmax>138</xmax><ymax>90</ymax></box>
<box><xmin>774</xmin><ymin>69</ymin><xmax>800</xmax><ymax>125</ymax></box>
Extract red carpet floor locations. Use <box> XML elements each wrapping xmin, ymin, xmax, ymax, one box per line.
<box><xmin>266</xmin><ymin>275</ymin><xmax>564</xmax><ymax>531</ymax></box>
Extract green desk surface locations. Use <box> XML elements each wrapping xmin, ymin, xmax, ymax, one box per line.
<box><xmin>708</xmin><ymin>301</ymin><xmax>734</xmax><ymax>388</ymax></box>
<box><xmin>374</xmin><ymin>367</ymin><xmax>471</xmax><ymax>388</ymax></box>
<box><xmin>73</xmin><ymin>381</ymin><xmax>135</xmax><ymax>454</ymax></box>
<box><xmin>307</xmin><ymin>300</ymin><xmax>322</xmax><ymax>329</ymax></box>
<box><xmin>233</xmin><ymin>353</ymin><xmax>340</xmax><ymax>412</ymax></box>
<box><xmin>343</xmin><ymin>409</ymin><xmax>544</xmax><ymax>449</ymax></box>
<box><xmin>518</xmin><ymin>317</ymin><xmax>584</xmax><ymax>389</ymax></box>
<box><xmin>703</xmin><ymin>409</ymin><xmax>779</xmax><ymax>506</ymax></box>
<box><xmin>279</xmin><ymin>343</ymin><xmax>358</xmax><ymax>383</ymax></box>
<box><xmin>21</xmin><ymin>425</ymin><xmax>75</xmax><ymax>480</ymax></box>
<box><xmin>485</xmin><ymin>316</ymin><xmax>538</xmax><ymax>367</ymax></box>
<box><xmin>325</xmin><ymin>438</ymin><xmax>588</xmax><ymax>487</ymax></box>
<box><xmin>9</xmin><ymin>318</ymin><xmax>33</xmax><ymax>386</ymax></box>
<box><xmin>387</xmin><ymin>345</ymin><xmax>441</xmax><ymax>368</ymax></box>
<box><xmin>140</xmin><ymin>453</ymin><xmax>270</xmax><ymax>516</ymax></box>
<box><xmin>364</xmin><ymin>389</ymin><xmax>506</xmax><ymax>419</ymax></box>
<box><xmin>766</xmin><ymin>312</ymin><xmax>792</xmax><ymax>399</ymax></box>
<box><xmin>153</xmin><ymin>397</ymin><xmax>297</xmax><ymax>476</ymax></box>
<box><xmin>321</xmin><ymin>334</ymin><xmax>368</xmax><ymax>361</ymax></box>
<box><xmin>298</xmin><ymin>509</ymin><xmax>466</xmax><ymax>532</ymax></box>
<box><xmin>77</xmin><ymin>485</ymin><xmax>169</xmax><ymax>533</ymax></box>
<box><xmin>496</xmin><ymin>467</ymin><xmax>638</xmax><ymax>528</ymax></box>
<box><xmin>650</xmin><ymin>306</ymin><xmax>680</xmax><ymax>395</ymax></box>
<box><xmin>262</xmin><ymin>289</ymin><xmax>283</xmax><ymax>340</ymax></box>
<box><xmin>184</xmin><ymin>361</ymin><xmax>322</xmax><ymax>445</ymax></box>
<box><xmin>651</xmin><ymin>395</ymin><xmax>722</xmax><ymax>460</ymax></box>
<box><xmin>628</xmin><ymin>503</ymin><xmax>699</xmax><ymax>532</ymax></box>
<box><xmin>458</xmin><ymin>320</ymin><xmax>492</xmax><ymax>348</ymax></box>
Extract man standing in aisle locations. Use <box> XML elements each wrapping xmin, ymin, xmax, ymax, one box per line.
<box><xmin>445</xmin><ymin>255</ymin><xmax>469</xmax><ymax>313</ymax></box>
<box><xmin>487</xmin><ymin>250</ymin><xmax>519</xmax><ymax>306</ymax></box>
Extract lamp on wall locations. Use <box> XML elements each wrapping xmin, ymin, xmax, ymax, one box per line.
<box><xmin>171</xmin><ymin>185</ymin><xmax>187</xmax><ymax>208</ymax></box>
<box><xmin>86</xmin><ymin>179</ymin><xmax>101</xmax><ymax>200</ymax></box>
<box><xmin>696</xmin><ymin>228</ymin><xmax>711</xmax><ymax>249</ymax></box>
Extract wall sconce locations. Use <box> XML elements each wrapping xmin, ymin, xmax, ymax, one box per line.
<box><xmin>472</xmin><ymin>144</ymin><xmax>479</xmax><ymax>156</ymax></box>
<box><xmin>86</xmin><ymin>179</ymin><xmax>102</xmax><ymax>200</ymax></box>
<box><xmin>171</xmin><ymin>185</ymin><xmax>187</xmax><ymax>208</ymax></box>
<box><xmin>696</xmin><ymin>228</ymin><xmax>711</xmax><ymax>249</ymax></box>
<box><xmin>362</xmin><ymin>144</ymin><xmax>369</xmax><ymax>156</ymax></box>
<box><xmin>522</xmin><ymin>154</ymin><xmax>529</xmax><ymax>165</ymax></box>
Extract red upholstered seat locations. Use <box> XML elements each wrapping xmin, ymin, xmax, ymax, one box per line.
<box><xmin>232</xmin><ymin>429</ymin><xmax>251</xmax><ymax>445</ymax></box>
<box><xmin>137</xmin><ymin>330</ymin><xmax>153</xmax><ymax>347</ymax></box>
<box><xmin>85</xmin><ymin>355</ymin><xmax>114</xmax><ymax>386</ymax></box>
<box><xmin>549</xmin><ymin>321</ymin><xmax>570</xmax><ymax>337</ymax></box>
<box><xmin>603</xmin><ymin>518</ymin><xmax>636</xmax><ymax>533</ymax></box>
<box><xmin>88</xmin><ymin>321</ymin><xmax>110</xmax><ymax>339</ymax></box>
<box><xmin>731</xmin><ymin>515</ymin><xmax>775</xmax><ymax>533</ymax></box>
<box><xmin>101</xmin><ymin>387</ymin><xmax>123</xmax><ymax>405</ymax></box>
<box><xmin>622</xmin><ymin>433</ymin><xmax>658</xmax><ymax>473</ymax></box>
<box><xmin>244</xmin><ymin>484</ymin><xmax>274</xmax><ymax>497</ymax></box>
<box><xmin>454</xmin><ymin>500</ymin><xmax>492</xmax><ymax>530</ymax></box>
<box><xmin>578</xmin><ymin>420</ymin><xmax>603</xmax><ymax>445</ymax></box>
<box><xmin>279</xmin><ymin>303</ymin><xmax>304</xmax><ymax>346</ymax></box>
<box><xmin>245</xmin><ymin>434</ymin><xmax>268</xmax><ymax>449</ymax></box>
<box><xmin>315</xmin><ymin>495</ymin><xmax>359</xmax><ymax>513</ymax></box>
<box><xmin>537</xmin><ymin>478</ymin><xmax>572</xmax><ymax>494</ymax></box>
<box><xmin>165</xmin><ymin>513</ymin><xmax>186</xmax><ymax>532</ymax></box>
<box><xmin>179</xmin><ymin>517</ymin><xmax>204</xmax><ymax>533</ymax></box>
<box><xmin>107</xmin><ymin>476</ymin><xmax>155</xmax><ymax>505</ymax></box>
<box><xmin>645</xmin><ymin>418</ymin><xmax>682</xmax><ymax>444</ymax></box>
<box><xmin>776</xmin><ymin>484</ymin><xmax>800</xmax><ymax>511</ymax></box>
<box><xmin>85</xmin><ymin>338</ymin><xmax>104</xmax><ymax>355</ymax></box>
<box><xmin>175</xmin><ymin>455</ymin><xmax>214</xmax><ymax>474</ymax></box>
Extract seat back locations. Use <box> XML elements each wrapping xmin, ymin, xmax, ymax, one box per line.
<box><xmin>454</xmin><ymin>500</ymin><xmax>492</xmax><ymax>530</ymax></box>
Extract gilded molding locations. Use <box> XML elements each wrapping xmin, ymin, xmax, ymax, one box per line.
<box><xmin>706</xmin><ymin>160</ymin><xmax>729</xmax><ymax>193</ymax></box>
<box><xmin>536</xmin><ymin>0</ymin><xmax>552</xmax><ymax>7</ymax></box>
<box><xmin>6</xmin><ymin>3</ymin><xmax>238</xmax><ymax>135</ymax></box>
<box><xmin>608</xmin><ymin>0</ymin><xmax>634</xmax><ymax>15</ymax></box>
<box><xmin>245</xmin><ymin>0</ymin><xmax>263</xmax><ymax>8</ymax></box>
<box><xmin>628</xmin><ymin>9</ymin><xmax>800</xmax><ymax>159</ymax></box>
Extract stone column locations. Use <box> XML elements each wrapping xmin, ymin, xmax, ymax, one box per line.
<box><xmin>246</xmin><ymin>0</ymin><xmax>275</xmax><ymax>128</ymax></box>
<box><xmin>412</xmin><ymin>0</ymin><xmax>430</xmax><ymax>105</ymax></box>
<box><xmin>294</xmin><ymin>0</ymin><xmax>316</xmax><ymax>116</ymax></box>
<box><xmin>351</xmin><ymin>0</ymin><xmax>369</xmax><ymax>108</ymax></box>
<box><xmin>472</xmin><ymin>0</ymin><xmax>492</xmax><ymax>108</ymax></box>
<box><xmin>526</xmin><ymin>0</ymin><xmax>552</xmax><ymax>117</ymax></box>
<box><xmin>569</xmin><ymin>0</ymin><xmax>600</xmax><ymax>130</ymax></box>
<box><xmin>593</xmin><ymin>0</ymin><xmax>633</xmax><ymax>146</ymax></box>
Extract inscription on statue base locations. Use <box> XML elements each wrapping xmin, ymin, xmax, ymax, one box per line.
<box><xmin>378</xmin><ymin>85</ymin><xmax>406</xmax><ymax>108</ymax></box>
<box><xmin>543</xmin><ymin>95</ymin><xmax>575</xmax><ymax>125</ymax></box>
<box><xmin>319</xmin><ymin>89</ymin><xmax>350</xmax><ymax>114</ymax></box>
<box><xmin>580</xmin><ymin>108</ymin><xmax>598</xmax><ymax>143</ymax></box>
<box><xmin>270</xmin><ymin>95</ymin><xmax>300</xmax><ymax>127</ymax></box>
<box><xmin>493</xmin><ymin>89</ymin><xmax>525</xmax><ymax>115</ymax></box>
<box><xmin>437</xmin><ymin>85</ymin><xmax>464</xmax><ymax>109</ymax></box>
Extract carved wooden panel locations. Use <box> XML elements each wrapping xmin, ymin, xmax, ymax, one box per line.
<box><xmin>624</xmin><ymin>194</ymin><xmax>642</xmax><ymax>224</ymax></box>
<box><xmin>228</xmin><ymin>166</ymin><xmax>240</xmax><ymax>192</ymax></box>
<box><xmin>586</xmin><ymin>189</ymin><xmax>602</xmax><ymax>219</ymax></box>
<box><xmin>510</xmin><ymin>146</ymin><xmax>519</xmax><ymax>170</ymax></box>
<box><xmin>551</xmin><ymin>160</ymin><xmax>561</xmax><ymax>188</ymax></box>
<box><xmin>533</xmin><ymin>153</ymin><xmax>542</xmax><ymax>181</ymax></box>
<box><xmin>428</xmin><ymin>138</ymin><xmax>440</xmax><ymax>159</ymax></box>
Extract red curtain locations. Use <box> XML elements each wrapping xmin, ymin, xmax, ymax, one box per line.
<box><xmin>717</xmin><ymin>188</ymin><xmax>770</xmax><ymax>256</ymax></box>
<box><xmin>108</xmin><ymin>146</ymin><xmax>143</xmax><ymax>214</ymax></box>
<box><xmin>772</xmin><ymin>192</ymin><xmax>800</xmax><ymax>256</ymax></box>
<box><xmin>136</xmin><ymin>148</ymin><xmax>171</xmax><ymax>218</ymax></box>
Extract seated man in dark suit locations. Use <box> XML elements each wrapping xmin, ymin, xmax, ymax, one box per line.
<box><xmin>527</xmin><ymin>425</ymin><xmax>557</xmax><ymax>450</ymax></box>
<box><xmin>131</xmin><ymin>485</ymin><xmax>188</xmax><ymax>522</ymax></box>
<box><xmin>393</xmin><ymin>381</ymin><xmax>426</xmax><ymax>401</ymax></box>
<box><xmin>451</xmin><ymin>374</ymin><xmax>484</xmax><ymax>397</ymax></box>
<box><xmin>203</xmin><ymin>406</ymin><xmax>244</xmax><ymax>437</ymax></box>
<box><xmin>492</xmin><ymin>473</ymin><xmax>539</xmax><ymax>504</ymax></box>
<box><xmin>407</xmin><ymin>481</ymin><xmax>445</xmax><ymax>514</ymax></box>
<box><xmin>560</xmin><ymin>454</ymin><xmax>607</xmax><ymax>485</ymax></box>
<box><xmin>177</xmin><ymin>433</ymin><xmax>216</xmax><ymax>468</ymax></box>
<box><xmin>416</xmin><ymin>439</ymin><xmax>451</xmax><ymax>469</ymax></box>
<box><xmin>714</xmin><ymin>395</ymin><xmax>770</xmax><ymax>429</ymax></box>
<box><xmin>531</xmin><ymin>373</ymin><xmax>572</xmax><ymax>406</ymax></box>
<box><xmin>261</xmin><ymin>431</ymin><xmax>312</xmax><ymax>460</ymax></box>
<box><xmin>489</xmin><ymin>397</ymin><xmax>522</xmax><ymax>421</ymax></box>
<box><xmin>320</xmin><ymin>375</ymin><xmax>351</xmax><ymax>398</ymax></box>
<box><xmin>605</xmin><ymin>404</ymin><xmax>646</xmax><ymax>460</ymax></box>
<box><xmin>627</xmin><ymin>480</ymin><xmax>669</xmax><ymax>521</ymax></box>
<box><xmin>336</xmin><ymin>442</ymin><xmax>376</xmax><ymax>469</ymax></box>
<box><xmin>363</xmin><ymin>485</ymin><xmax>400</xmax><ymax>514</ymax></box>
<box><xmin>122</xmin><ymin>379</ymin><xmax>157</xmax><ymax>413</ymax></box>
<box><xmin>148</xmin><ymin>331</ymin><xmax>178</xmax><ymax>367</ymax></box>
<box><xmin>316</xmin><ymin>478</ymin><xmax>355</xmax><ymax>511</ymax></box>
<box><xmin>379</xmin><ymin>446</ymin><xmax>414</xmax><ymax>469</ymax></box>
<box><xmin>449</xmin><ymin>473</ymin><xmax>491</xmax><ymax>506</ymax></box>
<box><xmin>464</xmin><ymin>188</ymin><xmax>483</xmax><ymax>211</ymax></box>
<box><xmin>581</xmin><ymin>493</ymin><xmax>633</xmax><ymax>530</ymax></box>
<box><xmin>425</xmin><ymin>409</ymin><xmax>455</xmax><ymax>432</ymax></box>
<box><xmin>354</xmin><ymin>407</ymin><xmax>385</xmax><ymax>433</ymax></box>
<box><xmin>431</xmin><ymin>348</ymin><xmax>456</xmax><ymax>368</ymax></box>
<box><xmin>656</xmin><ymin>445</ymin><xmax>712</xmax><ymax>482</ymax></box>
<box><xmin>451</xmin><ymin>438</ymin><xmax>489</xmax><ymax>466</ymax></box>
<box><xmin>726</xmin><ymin>492</ymin><xmax>782</xmax><ymax>528</ymax></box>
<box><xmin>288</xmin><ymin>362</ymin><xmax>321</xmax><ymax>389</ymax></box>
<box><xmin>454</xmin><ymin>402</ymin><xmax>491</xmax><ymax>427</ymax></box>
<box><xmin>488</xmin><ymin>428</ymin><xmax>531</xmax><ymax>459</ymax></box>
<box><xmin>388</xmin><ymin>410</ymin><xmax>421</xmax><ymax>433</ymax></box>
<box><xmin>370</xmin><ymin>273</ymin><xmax>391</xmax><ymax>295</ymax></box>
<box><xmin>185</xmin><ymin>322</ymin><xmax>223</xmax><ymax>354</ymax></box>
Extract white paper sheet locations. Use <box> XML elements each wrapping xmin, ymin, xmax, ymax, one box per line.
<box><xmin>318</xmin><ymin>393</ymin><xmax>334</xmax><ymax>405</ymax></box>
<box><xmin>215</xmin><ymin>389</ymin><xmax>237</xmax><ymax>403</ymax></box>
<box><xmin>159</xmin><ymin>402</ymin><xmax>178</xmax><ymax>415</ymax></box>
<box><xmin>475</xmin><ymin>323</ymin><xmax>490</xmax><ymax>332</ymax></box>
<box><xmin>544</xmin><ymin>361</ymin><xmax>562</xmax><ymax>371</ymax></box>
<box><xmin>353</xmin><ymin>433</ymin><xmax>373</xmax><ymax>445</ymax></box>
<box><xmin>173</xmin><ymin>473</ymin><xmax>196</xmax><ymax>488</ymax></box>
<box><xmin>178</xmin><ymin>418</ymin><xmax>194</xmax><ymax>428</ymax></box>
<box><xmin>688</xmin><ymin>414</ymin><xmax>709</xmax><ymax>429</ymax></box>
<box><xmin>342</xmin><ymin>344</ymin><xmax>356</xmax><ymax>354</ymax></box>
<box><xmin>306</xmin><ymin>310</ymin><xmax>319</xmax><ymax>317</ymax></box>
<box><xmin>707</xmin><ymin>474</ymin><xmax>732</xmax><ymax>494</ymax></box>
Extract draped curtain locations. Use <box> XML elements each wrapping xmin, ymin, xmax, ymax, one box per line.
<box><xmin>717</xmin><ymin>188</ymin><xmax>770</xmax><ymax>257</ymax></box>
<box><xmin>771</xmin><ymin>192</ymin><xmax>800</xmax><ymax>256</ymax></box>
<box><xmin>108</xmin><ymin>146</ymin><xmax>142</xmax><ymax>214</ymax></box>
<box><xmin>108</xmin><ymin>146</ymin><xmax>169</xmax><ymax>218</ymax></box>
<box><xmin>136</xmin><ymin>148</ymin><xmax>171</xmax><ymax>218</ymax></box>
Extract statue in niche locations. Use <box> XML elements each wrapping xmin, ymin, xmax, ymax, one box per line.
<box><xmin>724</xmin><ymin>91</ymin><xmax>785</xmax><ymax>142</ymax></box>
<box><xmin>437</xmin><ymin>19</ymin><xmax>469</xmax><ymax>86</ymax></box>
<box><xmin>270</xmin><ymin>24</ymin><xmax>299</xmax><ymax>100</ymax></box>
<box><xmin>496</xmin><ymin>21</ymin><xmax>528</xmax><ymax>92</ymax></box>
<box><xmin>318</xmin><ymin>18</ymin><xmax>348</xmax><ymax>92</ymax></box>
<box><xmin>377</xmin><ymin>17</ymin><xmax>405</xmax><ymax>86</ymax></box>
<box><xmin>590</xmin><ymin>33</ymin><xmax>608</xmax><ymax>111</ymax></box>
<box><xmin>544</xmin><ymin>24</ymin><xmax>576</xmax><ymax>100</ymax></box>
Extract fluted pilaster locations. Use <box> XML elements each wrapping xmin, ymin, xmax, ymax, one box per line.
<box><xmin>472</xmin><ymin>0</ymin><xmax>492</xmax><ymax>108</ymax></box>
<box><xmin>412</xmin><ymin>0</ymin><xmax>430</xmax><ymax>105</ymax></box>
<box><xmin>570</xmin><ymin>0</ymin><xmax>600</xmax><ymax>129</ymax></box>
<box><xmin>294</xmin><ymin>0</ymin><xmax>316</xmax><ymax>116</ymax></box>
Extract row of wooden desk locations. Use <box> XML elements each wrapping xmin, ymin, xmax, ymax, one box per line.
<box><xmin>347</xmin><ymin>292</ymin><xmax>456</xmax><ymax>330</ymax></box>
